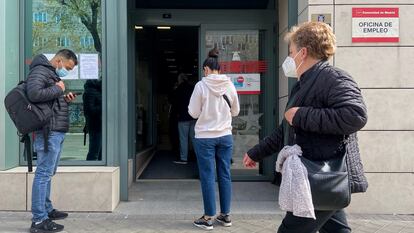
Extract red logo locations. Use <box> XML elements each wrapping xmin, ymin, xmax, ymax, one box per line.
<box><xmin>237</xmin><ymin>76</ymin><xmax>244</xmax><ymax>83</ymax></box>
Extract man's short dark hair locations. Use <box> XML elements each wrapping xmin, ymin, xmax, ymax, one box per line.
<box><xmin>56</xmin><ymin>49</ymin><xmax>78</xmax><ymax>66</ymax></box>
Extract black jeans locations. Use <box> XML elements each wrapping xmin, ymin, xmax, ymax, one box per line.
<box><xmin>278</xmin><ymin>209</ymin><xmax>351</xmax><ymax>233</ymax></box>
<box><xmin>86</xmin><ymin>130</ymin><xmax>102</xmax><ymax>161</ymax></box>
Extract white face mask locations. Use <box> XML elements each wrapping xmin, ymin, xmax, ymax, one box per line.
<box><xmin>282</xmin><ymin>50</ymin><xmax>303</xmax><ymax>78</ymax></box>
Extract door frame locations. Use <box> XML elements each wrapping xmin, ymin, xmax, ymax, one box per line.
<box><xmin>131</xmin><ymin>9</ymin><xmax>278</xmax><ymax>181</ymax></box>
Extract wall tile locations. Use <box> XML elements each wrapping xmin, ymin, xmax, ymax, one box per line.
<box><xmin>279</xmin><ymin>96</ymin><xmax>288</xmax><ymax>123</ymax></box>
<box><xmin>278</xmin><ymin>67</ymin><xmax>289</xmax><ymax>98</ymax></box>
<box><xmin>335</xmin><ymin>47</ymin><xmax>414</xmax><ymax>88</ymax></box>
<box><xmin>298</xmin><ymin>0</ymin><xmax>309</xmax><ymax>15</ymax></box>
<box><xmin>278</xmin><ymin>0</ymin><xmax>289</xmax><ymax>33</ymax></box>
<box><xmin>358</xmin><ymin>131</ymin><xmax>414</xmax><ymax>172</ymax></box>
<box><xmin>112</xmin><ymin>168</ymin><xmax>120</xmax><ymax>211</ymax></box>
<box><xmin>278</xmin><ymin>31</ymin><xmax>288</xmax><ymax>67</ymax></box>
<box><xmin>347</xmin><ymin>173</ymin><xmax>414</xmax><ymax>214</ymax></box>
<box><xmin>336</xmin><ymin>0</ymin><xmax>414</xmax><ymax>4</ymax></box>
<box><xmin>309</xmin><ymin>0</ymin><xmax>333</xmax><ymax>4</ymax></box>
<box><xmin>361</xmin><ymin>89</ymin><xmax>414</xmax><ymax>130</ymax></box>
<box><xmin>298</xmin><ymin>7</ymin><xmax>309</xmax><ymax>24</ymax></box>
<box><xmin>27</xmin><ymin>167</ymin><xmax>120</xmax><ymax>212</ymax></box>
<box><xmin>0</xmin><ymin>172</ymin><xmax>26</xmax><ymax>210</ymax></box>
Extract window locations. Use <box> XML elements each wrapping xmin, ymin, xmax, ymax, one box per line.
<box><xmin>56</xmin><ymin>37</ymin><xmax>70</xmax><ymax>47</ymax></box>
<box><xmin>80</xmin><ymin>36</ymin><xmax>94</xmax><ymax>48</ymax></box>
<box><xmin>55</xmin><ymin>13</ymin><xmax>62</xmax><ymax>23</ymax></box>
<box><xmin>33</xmin><ymin>12</ymin><xmax>47</xmax><ymax>23</ymax></box>
<box><xmin>26</xmin><ymin>0</ymin><xmax>103</xmax><ymax>164</ymax></box>
<box><xmin>33</xmin><ymin>37</ymin><xmax>48</xmax><ymax>47</ymax></box>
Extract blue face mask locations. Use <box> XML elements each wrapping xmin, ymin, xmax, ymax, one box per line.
<box><xmin>56</xmin><ymin>61</ymin><xmax>69</xmax><ymax>77</ymax></box>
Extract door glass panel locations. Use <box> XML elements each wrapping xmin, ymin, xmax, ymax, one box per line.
<box><xmin>27</xmin><ymin>0</ymin><xmax>103</xmax><ymax>162</ymax></box>
<box><xmin>205</xmin><ymin>30</ymin><xmax>263</xmax><ymax>175</ymax></box>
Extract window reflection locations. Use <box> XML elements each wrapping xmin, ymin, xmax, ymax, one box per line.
<box><xmin>206</xmin><ymin>30</ymin><xmax>262</xmax><ymax>173</ymax></box>
<box><xmin>30</xmin><ymin>0</ymin><xmax>103</xmax><ymax>161</ymax></box>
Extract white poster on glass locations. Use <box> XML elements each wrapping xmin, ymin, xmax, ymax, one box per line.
<box><xmin>43</xmin><ymin>53</ymin><xmax>79</xmax><ymax>80</ymax></box>
<box><xmin>79</xmin><ymin>53</ymin><xmax>99</xmax><ymax>79</ymax></box>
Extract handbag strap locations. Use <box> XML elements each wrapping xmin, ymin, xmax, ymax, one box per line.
<box><xmin>223</xmin><ymin>94</ymin><xmax>231</xmax><ymax>109</ymax></box>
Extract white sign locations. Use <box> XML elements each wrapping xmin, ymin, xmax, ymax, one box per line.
<box><xmin>80</xmin><ymin>53</ymin><xmax>99</xmax><ymax>79</ymax></box>
<box><xmin>352</xmin><ymin>8</ymin><xmax>399</xmax><ymax>43</ymax></box>
<box><xmin>227</xmin><ymin>73</ymin><xmax>260</xmax><ymax>95</ymax></box>
<box><xmin>44</xmin><ymin>53</ymin><xmax>79</xmax><ymax>79</ymax></box>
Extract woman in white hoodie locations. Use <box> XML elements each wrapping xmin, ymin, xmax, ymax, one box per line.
<box><xmin>188</xmin><ymin>49</ymin><xmax>240</xmax><ymax>230</ymax></box>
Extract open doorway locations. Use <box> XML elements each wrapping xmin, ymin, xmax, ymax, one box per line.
<box><xmin>135</xmin><ymin>26</ymin><xmax>199</xmax><ymax>179</ymax></box>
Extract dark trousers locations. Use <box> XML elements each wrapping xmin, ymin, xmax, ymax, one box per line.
<box><xmin>278</xmin><ymin>209</ymin><xmax>351</xmax><ymax>233</ymax></box>
<box><xmin>86</xmin><ymin>130</ymin><xmax>102</xmax><ymax>161</ymax></box>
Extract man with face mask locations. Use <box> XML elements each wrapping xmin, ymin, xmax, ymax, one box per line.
<box><xmin>26</xmin><ymin>49</ymin><xmax>78</xmax><ymax>233</ymax></box>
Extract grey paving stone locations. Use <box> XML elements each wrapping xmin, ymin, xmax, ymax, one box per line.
<box><xmin>1</xmin><ymin>181</ymin><xmax>413</xmax><ymax>232</ymax></box>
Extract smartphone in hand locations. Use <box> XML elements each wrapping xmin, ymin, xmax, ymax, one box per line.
<box><xmin>64</xmin><ymin>92</ymin><xmax>83</xmax><ymax>98</ymax></box>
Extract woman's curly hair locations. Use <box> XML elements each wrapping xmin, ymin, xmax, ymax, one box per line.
<box><xmin>285</xmin><ymin>22</ymin><xmax>336</xmax><ymax>60</ymax></box>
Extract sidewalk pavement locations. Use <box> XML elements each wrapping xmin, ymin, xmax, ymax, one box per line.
<box><xmin>0</xmin><ymin>181</ymin><xmax>412</xmax><ymax>233</ymax></box>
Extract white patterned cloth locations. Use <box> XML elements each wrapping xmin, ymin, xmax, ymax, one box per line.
<box><xmin>276</xmin><ymin>145</ymin><xmax>316</xmax><ymax>219</ymax></box>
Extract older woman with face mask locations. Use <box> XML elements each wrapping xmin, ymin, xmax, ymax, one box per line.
<box><xmin>243</xmin><ymin>22</ymin><xmax>368</xmax><ymax>233</ymax></box>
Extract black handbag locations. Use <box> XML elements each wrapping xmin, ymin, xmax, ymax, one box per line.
<box><xmin>300</xmin><ymin>152</ymin><xmax>351</xmax><ymax>210</ymax></box>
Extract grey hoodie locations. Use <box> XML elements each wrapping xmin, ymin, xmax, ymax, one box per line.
<box><xmin>188</xmin><ymin>74</ymin><xmax>240</xmax><ymax>138</ymax></box>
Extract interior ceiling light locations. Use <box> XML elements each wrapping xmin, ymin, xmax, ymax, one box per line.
<box><xmin>157</xmin><ymin>26</ymin><xmax>171</xmax><ymax>30</ymax></box>
<box><xmin>134</xmin><ymin>26</ymin><xmax>143</xmax><ymax>30</ymax></box>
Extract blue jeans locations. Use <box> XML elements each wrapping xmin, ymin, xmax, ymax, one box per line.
<box><xmin>193</xmin><ymin>135</ymin><xmax>233</xmax><ymax>217</ymax></box>
<box><xmin>178</xmin><ymin>120</ymin><xmax>195</xmax><ymax>161</ymax></box>
<box><xmin>32</xmin><ymin>131</ymin><xmax>65</xmax><ymax>223</ymax></box>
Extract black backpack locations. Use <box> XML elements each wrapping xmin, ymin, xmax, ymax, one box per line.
<box><xmin>4</xmin><ymin>81</ymin><xmax>53</xmax><ymax>135</ymax></box>
<box><xmin>4</xmin><ymin>81</ymin><xmax>54</xmax><ymax>172</ymax></box>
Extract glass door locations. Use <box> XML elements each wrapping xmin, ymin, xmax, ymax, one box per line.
<box><xmin>202</xmin><ymin>28</ymin><xmax>268</xmax><ymax>178</ymax></box>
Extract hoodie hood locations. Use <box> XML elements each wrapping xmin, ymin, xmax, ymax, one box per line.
<box><xmin>30</xmin><ymin>54</ymin><xmax>55</xmax><ymax>71</ymax></box>
<box><xmin>202</xmin><ymin>74</ymin><xmax>233</xmax><ymax>96</ymax></box>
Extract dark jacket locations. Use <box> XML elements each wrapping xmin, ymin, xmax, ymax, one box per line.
<box><xmin>83</xmin><ymin>79</ymin><xmax>102</xmax><ymax>132</ymax></box>
<box><xmin>26</xmin><ymin>54</ymin><xmax>69</xmax><ymax>132</ymax></box>
<box><xmin>247</xmin><ymin>61</ymin><xmax>368</xmax><ymax>162</ymax></box>
<box><xmin>172</xmin><ymin>81</ymin><xmax>195</xmax><ymax>122</ymax></box>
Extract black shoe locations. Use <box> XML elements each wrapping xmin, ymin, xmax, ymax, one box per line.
<box><xmin>193</xmin><ymin>216</ymin><xmax>213</xmax><ymax>230</ymax></box>
<box><xmin>30</xmin><ymin>219</ymin><xmax>64</xmax><ymax>233</ymax></box>
<box><xmin>173</xmin><ymin>159</ymin><xmax>188</xmax><ymax>164</ymax></box>
<box><xmin>48</xmin><ymin>209</ymin><xmax>68</xmax><ymax>220</ymax></box>
<box><xmin>216</xmin><ymin>214</ymin><xmax>232</xmax><ymax>227</ymax></box>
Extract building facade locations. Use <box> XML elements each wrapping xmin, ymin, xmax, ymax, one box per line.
<box><xmin>0</xmin><ymin>0</ymin><xmax>413</xmax><ymax>214</ymax></box>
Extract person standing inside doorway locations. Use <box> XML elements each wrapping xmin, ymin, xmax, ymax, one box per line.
<box><xmin>173</xmin><ymin>73</ymin><xmax>196</xmax><ymax>164</ymax></box>
<box><xmin>188</xmin><ymin>48</ymin><xmax>240</xmax><ymax>230</ymax></box>
<box><xmin>27</xmin><ymin>49</ymin><xmax>78</xmax><ymax>233</ymax></box>
<box><xmin>83</xmin><ymin>79</ymin><xmax>102</xmax><ymax>161</ymax></box>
